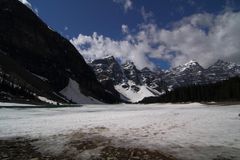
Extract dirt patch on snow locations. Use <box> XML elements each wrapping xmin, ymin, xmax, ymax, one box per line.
<box><xmin>0</xmin><ymin>132</ymin><xmax>177</xmax><ymax>160</ymax></box>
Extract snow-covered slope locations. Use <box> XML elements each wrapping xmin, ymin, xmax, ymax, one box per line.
<box><xmin>115</xmin><ymin>81</ymin><xmax>158</xmax><ymax>102</ymax></box>
<box><xmin>60</xmin><ymin>78</ymin><xmax>101</xmax><ymax>104</ymax></box>
<box><xmin>1</xmin><ymin>103</ymin><xmax>240</xmax><ymax>160</ymax></box>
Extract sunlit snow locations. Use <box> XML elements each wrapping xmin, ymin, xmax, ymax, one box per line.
<box><xmin>60</xmin><ymin>78</ymin><xmax>101</xmax><ymax>104</ymax></box>
<box><xmin>115</xmin><ymin>80</ymin><xmax>156</xmax><ymax>102</ymax></box>
<box><xmin>0</xmin><ymin>103</ymin><xmax>240</xmax><ymax>160</ymax></box>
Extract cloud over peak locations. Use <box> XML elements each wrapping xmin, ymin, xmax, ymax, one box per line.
<box><xmin>159</xmin><ymin>11</ymin><xmax>240</xmax><ymax>67</ymax></box>
<box><xmin>71</xmin><ymin>11</ymin><xmax>240</xmax><ymax>69</ymax></box>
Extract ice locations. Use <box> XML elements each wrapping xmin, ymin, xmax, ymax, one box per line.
<box><xmin>0</xmin><ymin>103</ymin><xmax>240</xmax><ymax>160</ymax></box>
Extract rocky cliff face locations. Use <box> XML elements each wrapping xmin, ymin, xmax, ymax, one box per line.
<box><xmin>0</xmin><ymin>0</ymin><xmax>119</xmax><ymax>104</ymax></box>
<box><xmin>90</xmin><ymin>56</ymin><xmax>126</xmax><ymax>85</ymax></box>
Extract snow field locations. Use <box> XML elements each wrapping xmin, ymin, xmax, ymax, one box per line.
<box><xmin>0</xmin><ymin>103</ymin><xmax>240</xmax><ymax>160</ymax></box>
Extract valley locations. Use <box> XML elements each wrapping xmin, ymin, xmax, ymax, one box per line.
<box><xmin>0</xmin><ymin>1</ymin><xmax>240</xmax><ymax>160</ymax></box>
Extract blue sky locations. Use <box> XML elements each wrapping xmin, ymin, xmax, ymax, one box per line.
<box><xmin>22</xmin><ymin>0</ymin><xmax>240</xmax><ymax>69</ymax></box>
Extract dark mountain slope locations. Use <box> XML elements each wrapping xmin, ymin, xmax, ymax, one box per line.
<box><xmin>0</xmin><ymin>0</ymin><xmax>119</xmax><ymax>104</ymax></box>
<box><xmin>0</xmin><ymin>51</ymin><xmax>67</xmax><ymax>104</ymax></box>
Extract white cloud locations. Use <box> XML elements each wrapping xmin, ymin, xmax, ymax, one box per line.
<box><xmin>71</xmin><ymin>11</ymin><xmax>240</xmax><ymax>69</ymax></box>
<box><xmin>18</xmin><ymin>0</ymin><xmax>32</xmax><ymax>9</ymax></box>
<box><xmin>121</xmin><ymin>24</ymin><xmax>129</xmax><ymax>34</ymax></box>
<box><xmin>71</xmin><ymin>31</ymin><xmax>156</xmax><ymax>69</ymax></box>
<box><xmin>158</xmin><ymin>11</ymin><xmax>240</xmax><ymax>67</ymax></box>
<box><xmin>113</xmin><ymin>0</ymin><xmax>133</xmax><ymax>12</ymax></box>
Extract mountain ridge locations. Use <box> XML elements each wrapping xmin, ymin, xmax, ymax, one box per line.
<box><xmin>90</xmin><ymin>56</ymin><xmax>240</xmax><ymax>102</ymax></box>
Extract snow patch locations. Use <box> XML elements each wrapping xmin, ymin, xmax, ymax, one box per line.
<box><xmin>48</xmin><ymin>26</ymin><xmax>55</xmax><ymax>31</ymax></box>
<box><xmin>37</xmin><ymin>96</ymin><xmax>59</xmax><ymax>105</ymax></box>
<box><xmin>0</xmin><ymin>102</ymin><xmax>36</xmax><ymax>107</ymax></box>
<box><xmin>32</xmin><ymin>73</ymin><xmax>48</xmax><ymax>81</ymax></box>
<box><xmin>115</xmin><ymin>80</ymin><xmax>157</xmax><ymax>102</ymax></box>
<box><xmin>60</xmin><ymin>78</ymin><xmax>101</xmax><ymax>104</ymax></box>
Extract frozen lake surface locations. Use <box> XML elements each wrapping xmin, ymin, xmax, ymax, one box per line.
<box><xmin>0</xmin><ymin>103</ymin><xmax>240</xmax><ymax>160</ymax></box>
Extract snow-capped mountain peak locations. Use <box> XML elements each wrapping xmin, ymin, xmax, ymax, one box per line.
<box><xmin>171</xmin><ymin>60</ymin><xmax>203</xmax><ymax>74</ymax></box>
<box><xmin>182</xmin><ymin>60</ymin><xmax>202</xmax><ymax>70</ymax></box>
<box><xmin>185</xmin><ymin>60</ymin><xmax>198</xmax><ymax>66</ymax></box>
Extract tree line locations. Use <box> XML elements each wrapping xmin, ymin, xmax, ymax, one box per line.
<box><xmin>140</xmin><ymin>77</ymin><xmax>240</xmax><ymax>103</ymax></box>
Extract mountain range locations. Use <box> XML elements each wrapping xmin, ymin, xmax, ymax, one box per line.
<box><xmin>0</xmin><ymin>0</ymin><xmax>239</xmax><ymax>105</ymax></box>
<box><xmin>89</xmin><ymin>56</ymin><xmax>240</xmax><ymax>102</ymax></box>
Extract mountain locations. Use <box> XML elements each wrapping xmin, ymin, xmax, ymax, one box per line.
<box><xmin>91</xmin><ymin>56</ymin><xmax>126</xmax><ymax>85</ymax></box>
<box><xmin>0</xmin><ymin>0</ymin><xmax>119</xmax><ymax>104</ymax></box>
<box><xmin>204</xmin><ymin>60</ymin><xmax>240</xmax><ymax>83</ymax></box>
<box><xmin>90</xmin><ymin>57</ymin><xmax>240</xmax><ymax>103</ymax></box>
<box><xmin>122</xmin><ymin>61</ymin><xmax>142</xmax><ymax>85</ymax></box>
<box><xmin>89</xmin><ymin>56</ymin><xmax>164</xmax><ymax>102</ymax></box>
<box><xmin>162</xmin><ymin>60</ymin><xmax>206</xmax><ymax>89</ymax></box>
<box><xmin>90</xmin><ymin>56</ymin><xmax>125</xmax><ymax>99</ymax></box>
<box><xmin>162</xmin><ymin>60</ymin><xmax>240</xmax><ymax>89</ymax></box>
<box><xmin>140</xmin><ymin>67</ymin><xmax>166</xmax><ymax>91</ymax></box>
